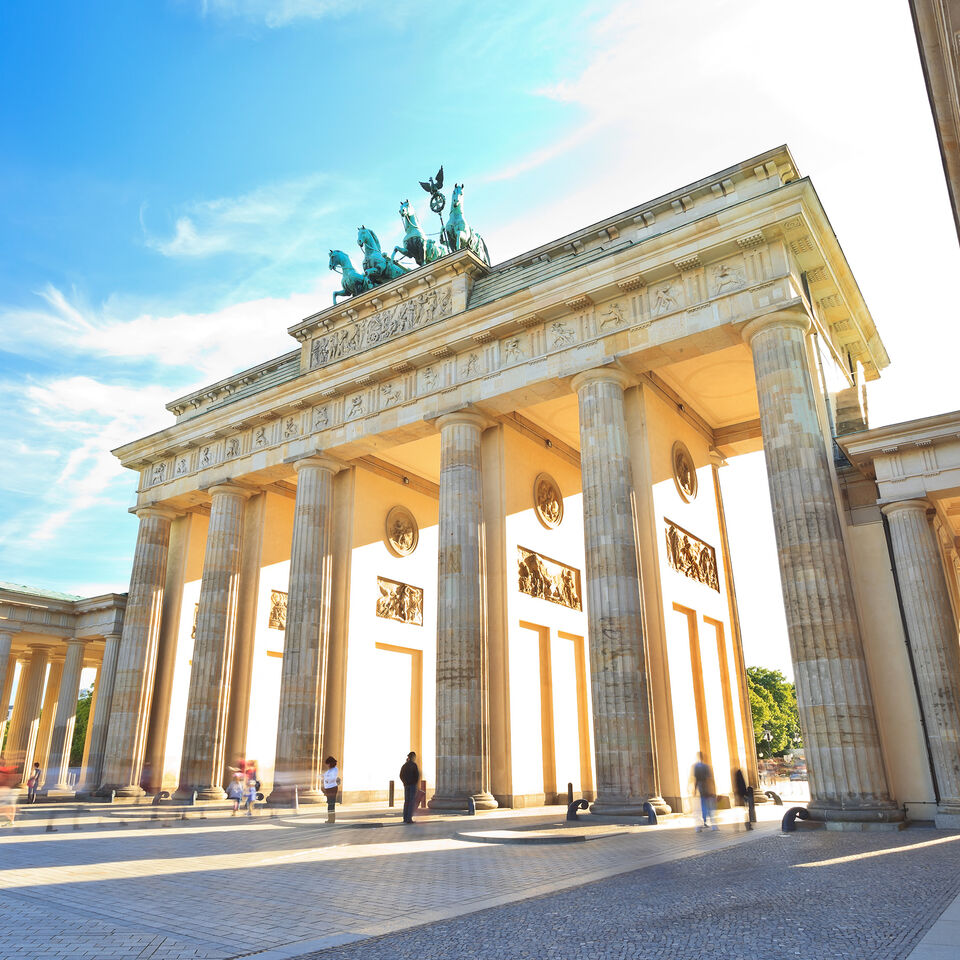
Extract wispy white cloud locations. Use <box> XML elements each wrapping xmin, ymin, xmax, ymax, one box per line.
<box><xmin>197</xmin><ymin>0</ymin><xmax>365</xmax><ymax>28</ymax></box>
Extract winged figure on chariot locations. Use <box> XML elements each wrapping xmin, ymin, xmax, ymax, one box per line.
<box><xmin>329</xmin><ymin>165</ymin><xmax>491</xmax><ymax>304</ymax></box>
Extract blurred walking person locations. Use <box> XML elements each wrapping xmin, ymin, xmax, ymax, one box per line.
<box><xmin>243</xmin><ymin>770</ymin><xmax>258</xmax><ymax>817</ymax></box>
<box><xmin>691</xmin><ymin>753</ymin><xmax>717</xmax><ymax>831</ymax></box>
<box><xmin>27</xmin><ymin>762</ymin><xmax>41</xmax><ymax>803</ymax></box>
<box><xmin>0</xmin><ymin>763</ymin><xmax>18</xmax><ymax>825</ymax></box>
<box><xmin>399</xmin><ymin>752</ymin><xmax>420</xmax><ymax>824</ymax></box>
<box><xmin>322</xmin><ymin>756</ymin><xmax>340</xmax><ymax>824</ymax></box>
<box><xmin>733</xmin><ymin>767</ymin><xmax>754</xmax><ymax>830</ymax></box>
<box><xmin>227</xmin><ymin>772</ymin><xmax>243</xmax><ymax>815</ymax></box>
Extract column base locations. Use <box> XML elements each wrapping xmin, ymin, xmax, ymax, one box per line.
<box><xmin>172</xmin><ymin>786</ymin><xmax>227</xmax><ymax>802</ymax></box>
<box><xmin>807</xmin><ymin>800</ymin><xmax>905</xmax><ymax>826</ymax></box>
<box><xmin>99</xmin><ymin>784</ymin><xmax>146</xmax><ymax>799</ymax></box>
<box><xmin>42</xmin><ymin>787</ymin><xmax>77</xmax><ymax>800</ymax></box>
<box><xmin>934</xmin><ymin>806</ymin><xmax>960</xmax><ymax>830</ymax></box>
<box><xmin>428</xmin><ymin>791</ymin><xmax>498</xmax><ymax>811</ymax></box>
<box><xmin>267</xmin><ymin>787</ymin><xmax>326</xmax><ymax>806</ymax></box>
<box><xmin>590</xmin><ymin>796</ymin><xmax>669</xmax><ymax>817</ymax></box>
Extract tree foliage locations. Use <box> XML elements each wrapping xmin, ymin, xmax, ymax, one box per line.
<box><xmin>70</xmin><ymin>686</ymin><xmax>93</xmax><ymax>768</ymax></box>
<box><xmin>747</xmin><ymin>667</ymin><xmax>802</xmax><ymax>758</ymax></box>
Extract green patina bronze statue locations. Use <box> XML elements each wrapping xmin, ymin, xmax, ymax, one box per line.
<box><xmin>328</xmin><ymin>167</ymin><xmax>490</xmax><ymax>301</ymax></box>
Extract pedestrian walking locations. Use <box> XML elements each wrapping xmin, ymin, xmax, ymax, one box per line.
<box><xmin>227</xmin><ymin>772</ymin><xmax>243</xmax><ymax>815</ymax></box>
<box><xmin>243</xmin><ymin>771</ymin><xmax>258</xmax><ymax>816</ymax></box>
<box><xmin>691</xmin><ymin>753</ymin><xmax>717</xmax><ymax>831</ymax></box>
<box><xmin>322</xmin><ymin>756</ymin><xmax>340</xmax><ymax>824</ymax></box>
<box><xmin>27</xmin><ymin>762</ymin><xmax>41</xmax><ymax>803</ymax></box>
<box><xmin>733</xmin><ymin>767</ymin><xmax>754</xmax><ymax>830</ymax></box>
<box><xmin>399</xmin><ymin>752</ymin><xmax>420</xmax><ymax>824</ymax></box>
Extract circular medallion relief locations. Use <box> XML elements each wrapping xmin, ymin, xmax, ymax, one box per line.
<box><xmin>672</xmin><ymin>441</ymin><xmax>698</xmax><ymax>503</ymax></box>
<box><xmin>533</xmin><ymin>473</ymin><xmax>563</xmax><ymax>529</ymax></box>
<box><xmin>385</xmin><ymin>505</ymin><xmax>418</xmax><ymax>557</ymax></box>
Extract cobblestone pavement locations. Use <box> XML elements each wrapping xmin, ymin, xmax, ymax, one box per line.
<box><xmin>0</xmin><ymin>802</ymin><xmax>772</xmax><ymax>960</ymax></box>
<box><xmin>300</xmin><ymin>827</ymin><xmax>960</xmax><ymax>960</ymax></box>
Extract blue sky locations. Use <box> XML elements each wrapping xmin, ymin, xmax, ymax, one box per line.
<box><xmin>2</xmin><ymin>0</ymin><xmax>958</xmax><ymax>675</ymax></box>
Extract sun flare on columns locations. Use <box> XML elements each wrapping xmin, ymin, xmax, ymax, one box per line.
<box><xmin>6</xmin><ymin>644</ymin><xmax>50</xmax><ymax>779</ymax></box>
<box><xmin>882</xmin><ymin>499</ymin><xmax>960</xmax><ymax>826</ymax></box>
<box><xmin>44</xmin><ymin>637</ymin><xmax>88</xmax><ymax>795</ymax></box>
<box><xmin>83</xmin><ymin>633</ymin><xmax>121</xmax><ymax>791</ymax></box>
<box><xmin>571</xmin><ymin>368</ymin><xmax>667</xmax><ymax>817</ymax></box>
<box><xmin>743</xmin><ymin>307</ymin><xmax>901</xmax><ymax>823</ymax></box>
<box><xmin>98</xmin><ymin>506</ymin><xmax>178</xmax><ymax>797</ymax></box>
<box><xmin>175</xmin><ymin>483</ymin><xmax>255</xmax><ymax>801</ymax></box>
<box><xmin>429</xmin><ymin>409</ymin><xmax>497</xmax><ymax>811</ymax></box>
<box><xmin>269</xmin><ymin>455</ymin><xmax>342</xmax><ymax>806</ymax></box>
<box><xmin>0</xmin><ymin>632</ymin><xmax>15</xmax><ymax>749</ymax></box>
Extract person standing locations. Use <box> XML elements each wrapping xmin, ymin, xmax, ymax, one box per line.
<box><xmin>733</xmin><ymin>767</ymin><xmax>754</xmax><ymax>830</ymax></box>
<box><xmin>691</xmin><ymin>753</ymin><xmax>717</xmax><ymax>831</ymax></box>
<box><xmin>399</xmin><ymin>752</ymin><xmax>420</xmax><ymax>824</ymax></box>
<box><xmin>322</xmin><ymin>756</ymin><xmax>340</xmax><ymax>824</ymax></box>
<box><xmin>243</xmin><ymin>771</ymin><xmax>258</xmax><ymax>817</ymax></box>
<box><xmin>27</xmin><ymin>762</ymin><xmax>41</xmax><ymax>803</ymax></box>
<box><xmin>227</xmin><ymin>772</ymin><xmax>243</xmax><ymax>815</ymax></box>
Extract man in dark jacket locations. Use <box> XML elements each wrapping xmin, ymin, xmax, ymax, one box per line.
<box><xmin>399</xmin><ymin>752</ymin><xmax>420</xmax><ymax>824</ymax></box>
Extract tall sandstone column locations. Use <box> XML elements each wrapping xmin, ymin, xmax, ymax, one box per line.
<box><xmin>744</xmin><ymin>308</ymin><xmax>900</xmax><ymax>823</ymax></box>
<box><xmin>270</xmin><ymin>456</ymin><xmax>340</xmax><ymax>804</ymax></box>
<box><xmin>0</xmin><ymin>633</ymin><xmax>14</xmax><ymax>749</ymax></box>
<box><xmin>429</xmin><ymin>411</ymin><xmax>497</xmax><ymax>810</ymax></box>
<box><xmin>2</xmin><ymin>658</ymin><xmax>27</xmax><ymax>762</ymax></box>
<box><xmin>7</xmin><ymin>645</ymin><xmax>49</xmax><ymax>779</ymax></box>
<box><xmin>84</xmin><ymin>634</ymin><xmax>121</xmax><ymax>791</ymax></box>
<box><xmin>45</xmin><ymin>638</ymin><xmax>87</xmax><ymax>795</ymax></box>
<box><xmin>572</xmin><ymin>369</ymin><xmax>666</xmax><ymax>816</ymax></box>
<box><xmin>176</xmin><ymin>483</ymin><xmax>252</xmax><ymax>800</ymax></box>
<box><xmin>35</xmin><ymin>657</ymin><xmax>63</xmax><ymax>782</ymax></box>
<box><xmin>99</xmin><ymin>507</ymin><xmax>176</xmax><ymax>796</ymax></box>
<box><xmin>883</xmin><ymin>500</ymin><xmax>960</xmax><ymax>827</ymax></box>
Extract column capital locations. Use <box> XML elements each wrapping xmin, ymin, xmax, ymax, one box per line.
<box><xmin>434</xmin><ymin>408</ymin><xmax>490</xmax><ymax>432</ymax></box>
<box><xmin>291</xmin><ymin>454</ymin><xmax>343</xmax><ymax>475</ymax></box>
<box><xmin>206</xmin><ymin>481</ymin><xmax>257</xmax><ymax>501</ymax></box>
<box><xmin>133</xmin><ymin>504</ymin><xmax>179</xmax><ymax>522</ymax></box>
<box><xmin>0</xmin><ymin>630</ymin><xmax>14</xmax><ymax>642</ymax></box>
<box><xmin>741</xmin><ymin>307</ymin><xmax>811</xmax><ymax>347</ymax></box>
<box><xmin>881</xmin><ymin>498</ymin><xmax>933</xmax><ymax>519</ymax></box>
<box><xmin>571</xmin><ymin>365</ymin><xmax>634</xmax><ymax>394</ymax></box>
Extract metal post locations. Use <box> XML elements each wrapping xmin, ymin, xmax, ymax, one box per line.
<box><xmin>388</xmin><ymin>779</ymin><xmax>395</xmax><ymax>808</ymax></box>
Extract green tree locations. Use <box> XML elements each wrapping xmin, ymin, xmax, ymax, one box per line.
<box><xmin>70</xmin><ymin>686</ymin><xmax>94</xmax><ymax>768</ymax></box>
<box><xmin>746</xmin><ymin>667</ymin><xmax>801</xmax><ymax>759</ymax></box>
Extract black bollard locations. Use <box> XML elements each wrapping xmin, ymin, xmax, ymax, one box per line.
<box><xmin>781</xmin><ymin>806</ymin><xmax>811</xmax><ymax>832</ymax></box>
<box><xmin>765</xmin><ymin>790</ymin><xmax>783</xmax><ymax>806</ymax></box>
<box><xmin>567</xmin><ymin>783</ymin><xmax>574</xmax><ymax>804</ymax></box>
<box><xmin>388</xmin><ymin>780</ymin><xmax>395</xmax><ymax>808</ymax></box>
<box><xmin>642</xmin><ymin>801</ymin><xmax>658</xmax><ymax>825</ymax></box>
<box><xmin>566</xmin><ymin>798</ymin><xmax>589</xmax><ymax>821</ymax></box>
<box><xmin>466</xmin><ymin>796</ymin><xmax>476</xmax><ymax>816</ymax></box>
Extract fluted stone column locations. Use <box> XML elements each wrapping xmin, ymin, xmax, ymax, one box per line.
<box><xmin>176</xmin><ymin>483</ymin><xmax>253</xmax><ymax>800</ymax></box>
<box><xmin>99</xmin><ymin>507</ymin><xmax>176</xmax><ymax>797</ymax></box>
<box><xmin>35</xmin><ymin>657</ymin><xmax>63</xmax><ymax>783</ymax></box>
<box><xmin>84</xmin><ymin>634</ymin><xmax>120</xmax><ymax>791</ymax></box>
<box><xmin>429</xmin><ymin>411</ymin><xmax>497</xmax><ymax>811</ymax></box>
<box><xmin>79</xmin><ymin>664</ymin><xmax>101</xmax><ymax>783</ymax></box>
<box><xmin>270</xmin><ymin>456</ymin><xmax>341</xmax><ymax>805</ymax></box>
<box><xmin>6</xmin><ymin>645</ymin><xmax>50</xmax><ymax>780</ymax></box>
<box><xmin>2</xmin><ymin>658</ymin><xmax>27</xmax><ymax>762</ymax></box>
<box><xmin>0</xmin><ymin>634</ymin><xmax>17</xmax><ymax>753</ymax></box>
<box><xmin>883</xmin><ymin>499</ymin><xmax>960</xmax><ymax>827</ymax></box>
<box><xmin>572</xmin><ymin>369</ymin><xmax>667</xmax><ymax>816</ymax></box>
<box><xmin>744</xmin><ymin>308</ymin><xmax>900</xmax><ymax>823</ymax></box>
<box><xmin>45</xmin><ymin>638</ymin><xmax>87</xmax><ymax>795</ymax></box>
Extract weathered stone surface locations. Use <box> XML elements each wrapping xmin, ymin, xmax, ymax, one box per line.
<box><xmin>44</xmin><ymin>639</ymin><xmax>86</xmax><ymax>794</ymax></box>
<box><xmin>83</xmin><ymin>633</ymin><xmax>121</xmax><ymax>791</ymax></box>
<box><xmin>99</xmin><ymin>507</ymin><xmax>176</xmax><ymax>797</ymax></box>
<box><xmin>5</xmin><ymin>644</ymin><xmax>49</xmax><ymax>777</ymax></box>
<box><xmin>270</xmin><ymin>456</ymin><xmax>341</xmax><ymax>805</ymax></box>
<box><xmin>744</xmin><ymin>308</ymin><xmax>900</xmax><ymax>822</ymax></box>
<box><xmin>883</xmin><ymin>499</ymin><xmax>960</xmax><ymax>825</ymax></box>
<box><xmin>572</xmin><ymin>368</ymin><xmax>666</xmax><ymax>816</ymax></box>
<box><xmin>176</xmin><ymin>483</ymin><xmax>252</xmax><ymax>800</ymax></box>
<box><xmin>430</xmin><ymin>410</ymin><xmax>497</xmax><ymax>810</ymax></box>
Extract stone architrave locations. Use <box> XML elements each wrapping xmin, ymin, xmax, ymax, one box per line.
<box><xmin>99</xmin><ymin>507</ymin><xmax>177</xmax><ymax>797</ymax></box>
<box><xmin>429</xmin><ymin>410</ymin><xmax>497</xmax><ymax>811</ymax></box>
<box><xmin>882</xmin><ymin>499</ymin><xmax>960</xmax><ymax>828</ymax></box>
<box><xmin>84</xmin><ymin>634</ymin><xmax>121</xmax><ymax>791</ymax></box>
<box><xmin>571</xmin><ymin>368</ymin><xmax>668</xmax><ymax>816</ymax></box>
<box><xmin>743</xmin><ymin>308</ymin><xmax>901</xmax><ymax>824</ymax></box>
<box><xmin>6</xmin><ymin>645</ymin><xmax>50</xmax><ymax>780</ymax></box>
<box><xmin>45</xmin><ymin>638</ymin><xmax>87</xmax><ymax>795</ymax></box>
<box><xmin>269</xmin><ymin>455</ymin><xmax>341</xmax><ymax>805</ymax></box>
<box><xmin>176</xmin><ymin>483</ymin><xmax>254</xmax><ymax>801</ymax></box>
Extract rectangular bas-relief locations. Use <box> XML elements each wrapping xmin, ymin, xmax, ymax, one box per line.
<box><xmin>517</xmin><ymin>546</ymin><xmax>582</xmax><ymax>610</ymax></box>
<box><xmin>375</xmin><ymin>576</ymin><xmax>424</xmax><ymax>626</ymax></box>
<box><xmin>663</xmin><ymin>519</ymin><xmax>719</xmax><ymax>591</ymax></box>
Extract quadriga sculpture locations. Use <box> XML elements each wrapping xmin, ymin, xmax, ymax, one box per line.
<box><xmin>329</xmin><ymin>249</ymin><xmax>371</xmax><ymax>304</ymax></box>
<box><xmin>443</xmin><ymin>183</ymin><xmax>490</xmax><ymax>265</ymax></box>
<box><xmin>358</xmin><ymin>225</ymin><xmax>408</xmax><ymax>287</ymax></box>
<box><xmin>392</xmin><ymin>200</ymin><xmax>446</xmax><ymax>267</ymax></box>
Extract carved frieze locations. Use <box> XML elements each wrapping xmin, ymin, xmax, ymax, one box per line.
<box><xmin>533</xmin><ymin>473</ymin><xmax>563</xmax><ymax>529</ymax></box>
<box><xmin>385</xmin><ymin>505</ymin><xmax>418</xmax><ymax>557</ymax></box>
<box><xmin>517</xmin><ymin>547</ymin><xmax>582</xmax><ymax>610</ymax></box>
<box><xmin>268</xmin><ymin>589</ymin><xmax>287</xmax><ymax>630</ymax></box>
<box><xmin>664</xmin><ymin>519</ymin><xmax>719</xmax><ymax>591</ymax></box>
<box><xmin>376</xmin><ymin>576</ymin><xmax>424</xmax><ymax>625</ymax></box>
<box><xmin>672</xmin><ymin>441</ymin><xmax>698</xmax><ymax>502</ymax></box>
<box><xmin>310</xmin><ymin>287</ymin><xmax>453</xmax><ymax>370</ymax></box>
